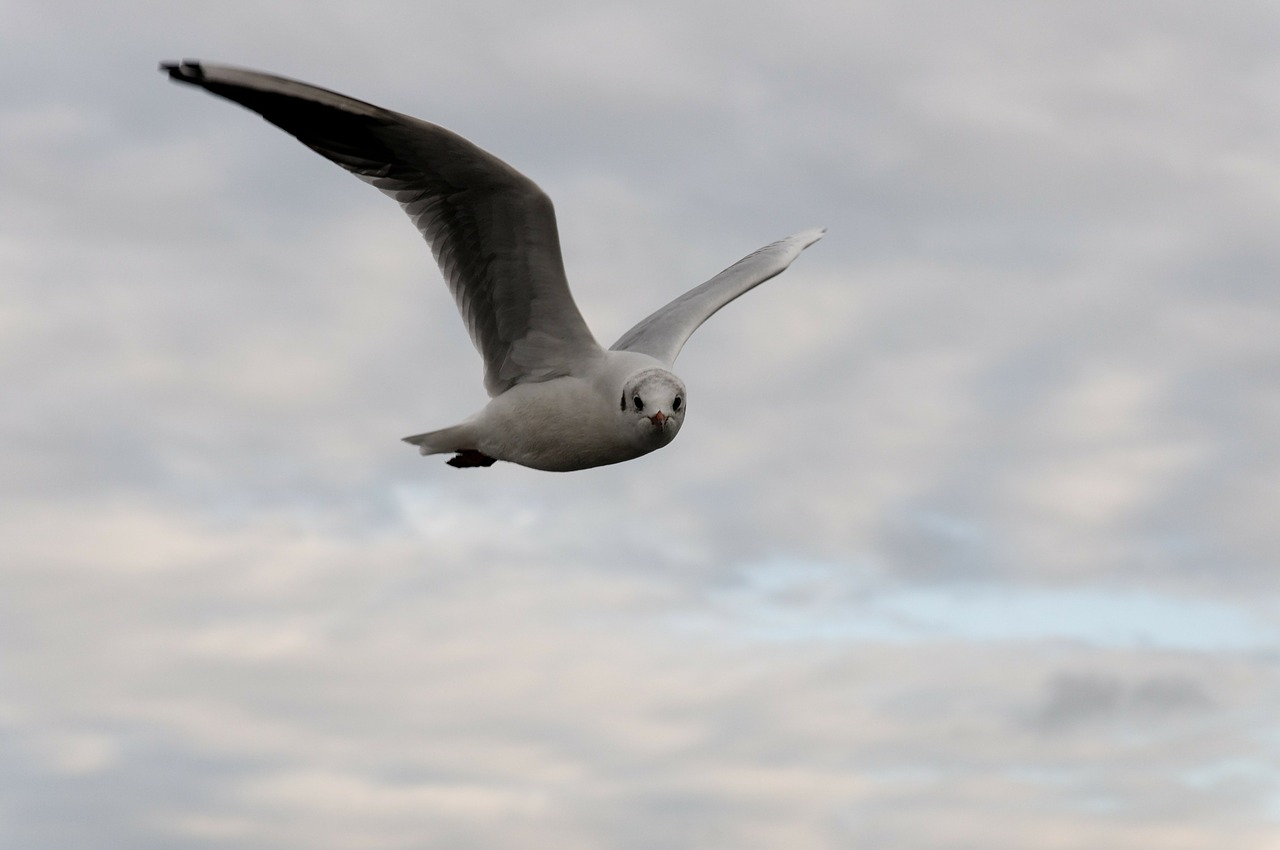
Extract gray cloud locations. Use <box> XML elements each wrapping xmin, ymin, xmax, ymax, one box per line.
<box><xmin>1031</xmin><ymin>671</ymin><xmax>1214</xmax><ymax>732</ymax></box>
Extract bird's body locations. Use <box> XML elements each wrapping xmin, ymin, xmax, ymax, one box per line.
<box><xmin>162</xmin><ymin>61</ymin><xmax>823</xmax><ymax>471</ymax></box>
<box><xmin>412</xmin><ymin>351</ymin><xmax>681</xmax><ymax>471</ymax></box>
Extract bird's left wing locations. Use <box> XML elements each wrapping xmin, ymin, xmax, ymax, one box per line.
<box><xmin>162</xmin><ymin>60</ymin><xmax>602</xmax><ymax>396</ymax></box>
<box><xmin>610</xmin><ymin>228</ymin><xmax>825</xmax><ymax>366</ymax></box>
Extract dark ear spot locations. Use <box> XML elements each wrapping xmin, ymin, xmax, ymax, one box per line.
<box><xmin>620</xmin><ymin>392</ymin><xmax>626</xmax><ymax>412</ymax></box>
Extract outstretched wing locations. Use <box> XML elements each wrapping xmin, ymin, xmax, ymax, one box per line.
<box><xmin>611</xmin><ymin>228</ymin><xmax>825</xmax><ymax>366</ymax></box>
<box><xmin>163</xmin><ymin>60</ymin><xmax>602</xmax><ymax>396</ymax></box>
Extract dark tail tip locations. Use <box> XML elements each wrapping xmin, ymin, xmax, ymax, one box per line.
<box><xmin>159</xmin><ymin>59</ymin><xmax>203</xmax><ymax>82</ymax></box>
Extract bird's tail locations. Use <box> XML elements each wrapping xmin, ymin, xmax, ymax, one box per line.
<box><xmin>401</xmin><ymin>424</ymin><xmax>472</xmax><ymax>457</ymax></box>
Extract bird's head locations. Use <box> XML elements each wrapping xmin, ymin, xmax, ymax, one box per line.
<box><xmin>619</xmin><ymin>368</ymin><xmax>686</xmax><ymax>447</ymax></box>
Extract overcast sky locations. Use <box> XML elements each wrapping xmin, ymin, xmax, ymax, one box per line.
<box><xmin>3</xmin><ymin>1</ymin><xmax>1279</xmax><ymax>848</ymax></box>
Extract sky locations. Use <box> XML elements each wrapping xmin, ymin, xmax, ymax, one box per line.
<box><xmin>3</xmin><ymin>1</ymin><xmax>1279</xmax><ymax>847</ymax></box>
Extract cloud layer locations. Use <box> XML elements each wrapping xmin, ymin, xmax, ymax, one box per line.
<box><xmin>3</xmin><ymin>1</ymin><xmax>1278</xmax><ymax>847</ymax></box>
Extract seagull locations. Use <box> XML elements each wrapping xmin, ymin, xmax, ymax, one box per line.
<box><xmin>162</xmin><ymin>61</ymin><xmax>824</xmax><ymax>471</ymax></box>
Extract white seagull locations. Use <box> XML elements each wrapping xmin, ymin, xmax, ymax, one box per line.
<box><xmin>162</xmin><ymin>61</ymin><xmax>824</xmax><ymax>471</ymax></box>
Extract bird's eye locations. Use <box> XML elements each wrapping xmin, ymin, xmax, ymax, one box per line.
<box><xmin>632</xmin><ymin>395</ymin><xmax>644</xmax><ymax>411</ymax></box>
<box><xmin>672</xmin><ymin>396</ymin><xmax>682</xmax><ymax>412</ymax></box>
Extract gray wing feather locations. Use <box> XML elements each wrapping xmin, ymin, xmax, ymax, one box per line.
<box><xmin>162</xmin><ymin>60</ymin><xmax>601</xmax><ymax>396</ymax></box>
<box><xmin>611</xmin><ymin>228</ymin><xmax>825</xmax><ymax>366</ymax></box>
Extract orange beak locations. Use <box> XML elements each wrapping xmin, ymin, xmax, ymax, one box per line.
<box><xmin>650</xmin><ymin>410</ymin><xmax>667</xmax><ymax>426</ymax></box>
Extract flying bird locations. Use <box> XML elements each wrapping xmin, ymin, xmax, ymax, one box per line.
<box><xmin>162</xmin><ymin>61</ymin><xmax>824</xmax><ymax>471</ymax></box>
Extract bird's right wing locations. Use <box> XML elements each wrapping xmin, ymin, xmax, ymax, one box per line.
<box><xmin>611</xmin><ymin>228</ymin><xmax>825</xmax><ymax>366</ymax></box>
<box><xmin>162</xmin><ymin>60</ymin><xmax>602</xmax><ymax>396</ymax></box>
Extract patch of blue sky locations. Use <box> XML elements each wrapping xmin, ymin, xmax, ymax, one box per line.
<box><xmin>681</xmin><ymin>560</ymin><xmax>1280</xmax><ymax>652</ymax></box>
<box><xmin>1182</xmin><ymin>759</ymin><xmax>1280</xmax><ymax>820</ymax></box>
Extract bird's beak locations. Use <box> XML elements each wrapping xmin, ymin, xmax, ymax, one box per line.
<box><xmin>650</xmin><ymin>410</ymin><xmax>667</xmax><ymax>427</ymax></box>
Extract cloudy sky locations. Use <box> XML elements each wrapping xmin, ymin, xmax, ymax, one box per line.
<box><xmin>4</xmin><ymin>1</ymin><xmax>1279</xmax><ymax>847</ymax></box>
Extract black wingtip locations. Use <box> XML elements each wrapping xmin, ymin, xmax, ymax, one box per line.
<box><xmin>159</xmin><ymin>59</ymin><xmax>203</xmax><ymax>82</ymax></box>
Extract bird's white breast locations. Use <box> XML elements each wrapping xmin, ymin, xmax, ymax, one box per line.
<box><xmin>470</xmin><ymin>376</ymin><xmax>658</xmax><ymax>471</ymax></box>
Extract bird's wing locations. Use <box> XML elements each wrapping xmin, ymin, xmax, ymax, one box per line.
<box><xmin>610</xmin><ymin>228</ymin><xmax>825</xmax><ymax>366</ymax></box>
<box><xmin>162</xmin><ymin>60</ymin><xmax>602</xmax><ymax>396</ymax></box>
